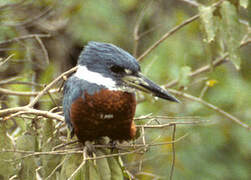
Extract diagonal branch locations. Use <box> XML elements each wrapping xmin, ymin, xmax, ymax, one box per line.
<box><xmin>137</xmin><ymin>14</ymin><xmax>199</xmax><ymax>61</ymax></box>
<box><xmin>0</xmin><ymin>66</ymin><xmax>77</xmax><ymax>117</ymax></box>
<box><xmin>168</xmin><ymin>89</ymin><xmax>251</xmax><ymax>130</ymax></box>
<box><xmin>27</xmin><ymin>66</ymin><xmax>78</xmax><ymax>108</ymax></box>
<box><xmin>137</xmin><ymin>0</ymin><xmax>225</xmax><ymax>62</ymax></box>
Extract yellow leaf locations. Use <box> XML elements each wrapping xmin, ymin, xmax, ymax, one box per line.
<box><xmin>206</xmin><ymin>80</ymin><xmax>218</xmax><ymax>87</ymax></box>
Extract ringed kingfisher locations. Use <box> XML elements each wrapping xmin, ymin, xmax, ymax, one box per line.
<box><xmin>63</xmin><ymin>41</ymin><xmax>179</xmax><ymax>144</ymax></box>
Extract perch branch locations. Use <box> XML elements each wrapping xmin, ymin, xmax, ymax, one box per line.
<box><xmin>1</xmin><ymin>134</ymin><xmax>187</xmax><ymax>161</ymax></box>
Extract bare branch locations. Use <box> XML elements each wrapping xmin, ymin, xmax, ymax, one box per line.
<box><xmin>137</xmin><ymin>0</ymin><xmax>225</xmax><ymax>61</ymax></box>
<box><xmin>35</xmin><ymin>35</ymin><xmax>50</xmax><ymax>65</ymax></box>
<box><xmin>0</xmin><ymin>66</ymin><xmax>76</xmax><ymax>117</ymax></box>
<box><xmin>0</xmin><ymin>88</ymin><xmax>59</xmax><ymax>96</ymax></box>
<box><xmin>0</xmin><ymin>0</ymin><xmax>25</xmax><ymax>10</ymax></box>
<box><xmin>168</xmin><ymin>89</ymin><xmax>251</xmax><ymax>130</ymax></box>
<box><xmin>133</xmin><ymin>0</ymin><xmax>153</xmax><ymax>57</ymax></box>
<box><xmin>137</xmin><ymin>14</ymin><xmax>199</xmax><ymax>61</ymax></box>
<box><xmin>166</xmin><ymin>38</ymin><xmax>251</xmax><ymax>88</ymax></box>
<box><xmin>0</xmin><ymin>54</ymin><xmax>14</xmax><ymax>66</ymax></box>
<box><xmin>169</xmin><ymin>124</ymin><xmax>176</xmax><ymax>180</ymax></box>
<box><xmin>27</xmin><ymin>66</ymin><xmax>78</xmax><ymax>108</ymax></box>
<box><xmin>2</xmin><ymin>107</ymin><xmax>64</xmax><ymax>122</ymax></box>
<box><xmin>134</xmin><ymin>115</ymin><xmax>200</xmax><ymax>121</ymax></box>
<box><xmin>45</xmin><ymin>157</ymin><xmax>67</xmax><ymax>180</ymax></box>
<box><xmin>4</xmin><ymin>6</ymin><xmax>54</xmax><ymax>27</ymax></box>
<box><xmin>0</xmin><ymin>34</ymin><xmax>51</xmax><ymax>46</ymax></box>
<box><xmin>67</xmin><ymin>150</ymin><xmax>87</xmax><ymax>180</ymax></box>
<box><xmin>166</xmin><ymin>53</ymin><xmax>228</xmax><ymax>88</ymax></box>
<box><xmin>0</xmin><ymin>76</ymin><xmax>22</xmax><ymax>85</ymax></box>
<box><xmin>1</xmin><ymin>134</ymin><xmax>188</xmax><ymax>162</ymax></box>
<box><xmin>136</xmin><ymin>120</ymin><xmax>208</xmax><ymax>128</ymax></box>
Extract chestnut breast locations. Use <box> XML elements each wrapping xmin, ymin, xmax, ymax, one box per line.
<box><xmin>70</xmin><ymin>89</ymin><xmax>137</xmax><ymax>143</ymax></box>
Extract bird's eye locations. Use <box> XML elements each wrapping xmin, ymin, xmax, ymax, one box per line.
<box><xmin>110</xmin><ymin>65</ymin><xmax>125</xmax><ymax>74</ymax></box>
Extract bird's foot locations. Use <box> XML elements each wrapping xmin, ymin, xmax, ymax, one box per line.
<box><xmin>109</xmin><ymin>140</ymin><xmax>119</xmax><ymax>152</ymax></box>
<box><xmin>84</xmin><ymin>141</ymin><xmax>96</xmax><ymax>156</ymax></box>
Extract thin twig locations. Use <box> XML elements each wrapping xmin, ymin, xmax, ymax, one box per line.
<box><xmin>137</xmin><ymin>0</ymin><xmax>225</xmax><ymax>62</ymax></box>
<box><xmin>27</xmin><ymin>66</ymin><xmax>78</xmax><ymax>108</ymax></box>
<box><xmin>0</xmin><ymin>54</ymin><xmax>15</xmax><ymax>66</ymax></box>
<box><xmin>0</xmin><ymin>88</ymin><xmax>59</xmax><ymax>96</ymax></box>
<box><xmin>4</xmin><ymin>6</ymin><xmax>54</xmax><ymax>27</ymax></box>
<box><xmin>2</xmin><ymin>108</ymin><xmax>64</xmax><ymax>122</ymax></box>
<box><xmin>134</xmin><ymin>115</ymin><xmax>200</xmax><ymax>121</ymax></box>
<box><xmin>137</xmin><ymin>14</ymin><xmax>199</xmax><ymax>61</ymax></box>
<box><xmin>166</xmin><ymin>53</ymin><xmax>228</xmax><ymax>88</ymax></box>
<box><xmin>0</xmin><ymin>66</ymin><xmax>77</xmax><ymax>117</ymax></box>
<box><xmin>45</xmin><ymin>157</ymin><xmax>67</xmax><ymax>180</ymax></box>
<box><xmin>133</xmin><ymin>0</ymin><xmax>153</xmax><ymax>57</ymax></box>
<box><xmin>2</xmin><ymin>135</ymin><xmax>187</xmax><ymax>161</ymax></box>
<box><xmin>46</xmin><ymin>90</ymin><xmax>59</xmax><ymax>108</ymax></box>
<box><xmin>0</xmin><ymin>0</ymin><xmax>25</xmax><ymax>10</ymax></box>
<box><xmin>52</xmin><ymin>140</ymin><xmax>79</xmax><ymax>151</ymax></box>
<box><xmin>35</xmin><ymin>35</ymin><xmax>49</xmax><ymax>65</ymax></box>
<box><xmin>199</xmin><ymin>83</ymin><xmax>209</xmax><ymax>99</ymax></box>
<box><xmin>141</xmin><ymin>126</ymin><xmax>147</xmax><ymax>152</ymax></box>
<box><xmin>169</xmin><ymin>124</ymin><xmax>176</xmax><ymax>180</ymax></box>
<box><xmin>0</xmin><ymin>34</ymin><xmax>51</xmax><ymax>46</ymax></box>
<box><xmin>167</xmin><ymin>37</ymin><xmax>251</xmax><ymax>88</ymax></box>
<box><xmin>0</xmin><ymin>81</ymin><xmax>43</xmax><ymax>87</ymax></box>
<box><xmin>168</xmin><ymin>89</ymin><xmax>251</xmax><ymax>130</ymax></box>
<box><xmin>138</xmin><ymin>23</ymin><xmax>165</xmax><ymax>40</ymax></box>
<box><xmin>0</xmin><ymin>76</ymin><xmax>22</xmax><ymax>85</ymax></box>
<box><xmin>67</xmin><ymin>150</ymin><xmax>87</xmax><ymax>180</ymax></box>
<box><xmin>136</xmin><ymin>120</ymin><xmax>208</xmax><ymax>128</ymax></box>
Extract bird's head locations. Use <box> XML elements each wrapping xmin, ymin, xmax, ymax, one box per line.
<box><xmin>75</xmin><ymin>41</ymin><xmax>179</xmax><ymax>102</ymax></box>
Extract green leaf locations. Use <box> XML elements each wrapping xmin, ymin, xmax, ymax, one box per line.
<box><xmin>41</xmin><ymin>120</ymin><xmax>61</xmax><ymax>178</ymax></box>
<box><xmin>60</xmin><ymin>154</ymin><xmax>85</xmax><ymax>179</ymax></box>
<box><xmin>0</xmin><ymin>122</ymin><xmax>16</xmax><ymax>179</ymax></box>
<box><xmin>240</xmin><ymin>0</ymin><xmax>249</xmax><ymax>8</ymax></box>
<box><xmin>95</xmin><ymin>149</ymin><xmax>111</xmax><ymax>180</ymax></box>
<box><xmin>85</xmin><ymin>160</ymin><xmax>101</xmax><ymax>180</ymax></box>
<box><xmin>16</xmin><ymin>134</ymin><xmax>37</xmax><ymax>180</ymax></box>
<box><xmin>107</xmin><ymin>155</ymin><xmax>124</xmax><ymax>180</ymax></box>
<box><xmin>220</xmin><ymin>1</ymin><xmax>243</xmax><ymax>69</ymax></box>
<box><xmin>199</xmin><ymin>5</ymin><xmax>216</xmax><ymax>43</ymax></box>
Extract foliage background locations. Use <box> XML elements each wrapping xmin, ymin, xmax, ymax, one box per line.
<box><xmin>0</xmin><ymin>0</ymin><xmax>250</xmax><ymax>179</ymax></box>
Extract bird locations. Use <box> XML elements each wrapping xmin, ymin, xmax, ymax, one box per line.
<box><xmin>63</xmin><ymin>41</ymin><xmax>179</xmax><ymax>144</ymax></box>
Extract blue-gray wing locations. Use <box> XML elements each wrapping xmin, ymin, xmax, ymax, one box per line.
<box><xmin>63</xmin><ymin>76</ymin><xmax>101</xmax><ymax>136</ymax></box>
<box><xmin>63</xmin><ymin>76</ymin><xmax>82</xmax><ymax>135</ymax></box>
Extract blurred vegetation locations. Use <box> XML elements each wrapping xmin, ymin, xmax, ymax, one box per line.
<box><xmin>0</xmin><ymin>0</ymin><xmax>250</xmax><ymax>179</ymax></box>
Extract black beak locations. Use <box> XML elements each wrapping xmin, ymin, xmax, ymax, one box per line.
<box><xmin>122</xmin><ymin>73</ymin><xmax>180</xmax><ymax>103</ymax></box>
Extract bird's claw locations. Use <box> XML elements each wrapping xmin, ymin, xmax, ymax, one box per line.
<box><xmin>84</xmin><ymin>141</ymin><xmax>96</xmax><ymax>156</ymax></box>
